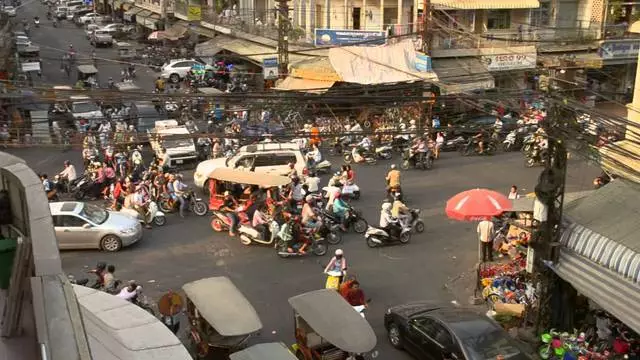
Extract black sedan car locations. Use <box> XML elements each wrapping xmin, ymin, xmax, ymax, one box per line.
<box><xmin>384</xmin><ymin>303</ymin><xmax>532</xmax><ymax>360</ymax></box>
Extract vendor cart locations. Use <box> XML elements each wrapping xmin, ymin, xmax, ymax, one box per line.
<box><xmin>288</xmin><ymin>289</ymin><xmax>377</xmax><ymax>360</ymax></box>
<box><xmin>183</xmin><ymin>277</ymin><xmax>262</xmax><ymax>359</ymax></box>
<box><xmin>77</xmin><ymin>64</ymin><xmax>99</xmax><ymax>88</ymax></box>
<box><xmin>229</xmin><ymin>343</ymin><xmax>297</xmax><ymax>360</ymax></box>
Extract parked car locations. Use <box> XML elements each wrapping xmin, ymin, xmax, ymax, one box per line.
<box><xmin>90</xmin><ymin>29</ymin><xmax>113</xmax><ymax>47</ymax></box>
<box><xmin>161</xmin><ymin>58</ymin><xmax>212</xmax><ymax>83</ymax></box>
<box><xmin>55</xmin><ymin>7</ymin><xmax>68</xmax><ymax>19</ymax></box>
<box><xmin>99</xmin><ymin>23</ymin><xmax>134</xmax><ymax>34</ymax></box>
<box><xmin>2</xmin><ymin>5</ymin><xmax>17</xmax><ymax>16</ymax></box>
<box><xmin>78</xmin><ymin>12</ymin><xmax>106</xmax><ymax>24</ymax></box>
<box><xmin>129</xmin><ymin>101</ymin><xmax>169</xmax><ymax>133</ymax></box>
<box><xmin>50</xmin><ymin>202</ymin><xmax>143</xmax><ymax>252</ymax></box>
<box><xmin>384</xmin><ymin>303</ymin><xmax>533</xmax><ymax>360</ymax></box>
<box><xmin>71</xmin><ymin>8</ymin><xmax>93</xmax><ymax>23</ymax></box>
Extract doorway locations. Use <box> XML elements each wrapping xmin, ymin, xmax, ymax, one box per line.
<box><xmin>352</xmin><ymin>7</ymin><xmax>361</xmax><ymax>30</ymax></box>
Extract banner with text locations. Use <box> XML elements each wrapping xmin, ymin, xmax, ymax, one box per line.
<box><xmin>481</xmin><ymin>53</ymin><xmax>536</xmax><ymax>71</ymax></box>
<box><xmin>314</xmin><ymin>29</ymin><xmax>386</xmax><ymax>46</ymax></box>
<box><xmin>263</xmin><ymin>58</ymin><xmax>279</xmax><ymax>80</ymax></box>
<box><xmin>599</xmin><ymin>40</ymin><xmax>640</xmax><ymax>60</ymax></box>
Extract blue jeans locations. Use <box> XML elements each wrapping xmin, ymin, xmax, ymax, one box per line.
<box><xmin>176</xmin><ymin>195</ymin><xmax>186</xmax><ymax>215</ymax></box>
<box><xmin>226</xmin><ymin>212</ymin><xmax>238</xmax><ymax>232</ymax></box>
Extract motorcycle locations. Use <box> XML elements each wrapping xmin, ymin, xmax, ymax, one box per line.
<box><xmin>441</xmin><ymin>135</ymin><xmax>466</xmax><ymax>152</ymax></box>
<box><xmin>320</xmin><ymin>207</ymin><xmax>368</xmax><ymax>234</ymax></box>
<box><xmin>72</xmin><ymin>175</ymin><xmax>94</xmax><ymax>200</ymax></box>
<box><xmin>399</xmin><ymin>208</ymin><xmax>425</xmax><ymax>234</ymax></box>
<box><xmin>525</xmin><ymin>146</ymin><xmax>547</xmax><ymax>168</ymax></box>
<box><xmin>502</xmin><ymin>130</ymin><xmax>518</xmax><ymax>152</ymax></box>
<box><xmin>210</xmin><ymin>204</ymin><xmax>252</xmax><ymax>232</ymax></box>
<box><xmin>158</xmin><ymin>190</ymin><xmax>208</xmax><ymax>216</ymax></box>
<box><xmin>460</xmin><ymin>138</ymin><xmax>496</xmax><ymax>156</ymax></box>
<box><xmin>343</xmin><ymin>146</ymin><xmax>377</xmax><ymax>165</ymax></box>
<box><xmin>327</xmin><ymin>136</ymin><xmax>352</xmax><ymax>155</ymax></box>
<box><xmin>120</xmin><ymin>201</ymin><xmax>166</xmax><ymax>226</ymax></box>
<box><xmin>307</xmin><ymin>159</ymin><xmax>332</xmax><ymax>175</ymax></box>
<box><xmin>521</xmin><ymin>133</ymin><xmax>535</xmax><ymax>155</ymax></box>
<box><xmin>374</xmin><ymin>144</ymin><xmax>393</xmax><ymax>160</ymax></box>
<box><xmin>364</xmin><ymin>222</ymin><xmax>412</xmax><ymax>248</ymax></box>
<box><xmin>34</xmin><ymin>19</ymin><xmax>40</xmax><ymax>28</ymax></box>
<box><xmin>400</xmin><ymin>148</ymin><xmax>434</xmax><ymax>170</ymax></box>
<box><xmin>238</xmin><ymin>219</ymin><xmax>280</xmax><ymax>246</ymax></box>
<box><xmin>275</xmin><ymin>220</ymin><xmax>328</xmax><ymax>258</ymax></box>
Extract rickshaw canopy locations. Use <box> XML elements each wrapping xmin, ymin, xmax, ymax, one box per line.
<box><xmin>288</xmin><ymin>289</ymin><xmax>377</xmax><ymax>354</ymax></box>
<box><xmin>182</xmin><ymin>277</ymin><xmax>262</xmax><ymax>336</ymax></box>
<box><xmin>208</xmin><ymin>168</ymin><xmax>291</xmax><ymax>187</ymax></box>
<box><xmin>229</xmin><ymin>343</ymin><xmax>297</xmax><ymax>360</ymax></box>
<box><xmin>77</xmin><ymin>64</ymin><xmax>98</xmax><ymax>74</ymax></box>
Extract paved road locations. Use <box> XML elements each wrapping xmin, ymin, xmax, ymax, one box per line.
<box><xmin>5</xmin><ymin>144</ymin><xmax>600</xmax><ymax>359</ymax></box>
<box><xmin>17</xmin><ymin>3</ymin><xmax>157</xmax><ymax>90</ymax></box>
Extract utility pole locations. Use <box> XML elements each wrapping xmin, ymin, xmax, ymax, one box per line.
<box><xmin>277</xmin><ymin>0</ymin><xmax>290</xmax><ymax>77</ymax></box>
<box><xmin>418</xmin><ymin>0</ymin><xmax>431</xmax><ymax>137</ymax></box>
<box><xmin>531</xmin><ymin>99</ymin><xmax>568</xmax><ymax>333</ymax></box>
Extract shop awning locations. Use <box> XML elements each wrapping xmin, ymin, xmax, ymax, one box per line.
<box><xmin>600</xmin><ymin>141</ymin><xmax>640</xmax><ymax>184</ymax></box>
<box><xmin>432</xmin><ymin>58</ymin><xmax>494</xmax><ymax>94</ymax></box>
<box><xmin>559</xmin><ymin>180</ymin><xmax>640</xmax><ymax>282</ymax></box>
<box><xmin>199</xmin><ymin>35</ymin><xmax>314</xmax><ymax>66</ymax></box>
<box><xmin>273</xmin><ymin>77</ymin><xmax>335</xmax><ymax>93</ymax></box>
<box><xmin>163</xmin><ymin>22</ymin><xmax>188</xmax><ymax>40</ymax></box>
<box><xmin>290</xmin><ymin>57</ymin><xmax>342</xmax><ymax>82</ymax></box>
<box><xmin>431</xmin><ymin>0</ymin><xmax>540</xmax><ymax>9</ymax></box>
<box><xmin>123</xmin><ymin>7</ymin><xmax>143</xmax><ymax>21</ymax></box>
<box><xmin>137</xmin><ymin>11</ymin><xmax>160</xmax><ymax>29</ymax></box>
<box><xmin>550</xmin><ymin>248</ymin><xmax>640</xmax><ymax>335</ymax></box>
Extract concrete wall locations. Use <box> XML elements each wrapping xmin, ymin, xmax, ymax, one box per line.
<box><xmin>0</xmin><ymin>152</ymin><xmax>91</xmax><ymax>360</ymax></box>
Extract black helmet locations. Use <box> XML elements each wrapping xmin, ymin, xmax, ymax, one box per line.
<box><xmin>96</xmin><ymin>262</ymin><xmax>107</xmax><ymax>271</ymax></box>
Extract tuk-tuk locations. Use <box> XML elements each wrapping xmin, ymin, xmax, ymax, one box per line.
<box><xmin>77</xmin><ymin>64</ymin><xmax>99</xmax><ymax>88</ymax></box>
<box><xmin>183</xmin><ymin>277</ymin><xmax>262</xmax><ymax>359</ymax></box>
<box><xmin>207</xmin><ymin>167</ymin><xmax>291</xmax><ymax>210</ymax></box>
<box><xmin>229</xmin><ymin>343</ymin><xmax>297</xmax><ymax>360</ymax></box>
<box><xmin>116</xmin><ymin>42</ymin><xmax>134</xmax><ymax>60</ymax></box>
<box><xmin>288</xmin><ymin>289</ymin><xmax>377</xmax><ymax>360</ymax></box>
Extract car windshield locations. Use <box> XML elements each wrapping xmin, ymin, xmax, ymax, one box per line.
<box><xmin>72</xmin><ymin>102</ymin><xmax>99</xmax><ymax>113</ymax></box>
<box><xmin>79</xmin><ymin>203</ymin><xmax>108</xmax><ymax>224</ymax></box>
<box><xmin>458</xmin><ymin>328</ymin><xmax>529</xmax><ymax>360</ymax></box>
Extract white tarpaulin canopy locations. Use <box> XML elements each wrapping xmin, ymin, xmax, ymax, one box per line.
<box><xmin>328</xmin><ymin>40</ymin><xmax>437</xmax><ymax>85</ymax></box>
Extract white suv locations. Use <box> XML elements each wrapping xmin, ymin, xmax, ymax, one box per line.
<box><xmin>193</xmin><ymin>142</ymin><xmax>306</xmax><ymax>192</ymax></box>
<box><xmin>161</xmin><ymin>59</ymin><xmax>211</xmax><ymax>83</ymax></box>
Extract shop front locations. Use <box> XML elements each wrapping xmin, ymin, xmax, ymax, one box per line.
<box><xmin>482</xmin><ymin>51</ymin><xmax>537</xmax><ymax>90</ymax></box>
<box><xmin>543</xmin><ymin>180</ymin><xmax>640</xmax><ymax>356</ymax></box>
<box><xmin>123</xmin><ymin>6</ymin><xmax>143</xmax><ymax>23</ymax></box>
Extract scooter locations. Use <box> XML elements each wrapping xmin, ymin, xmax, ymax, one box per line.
<box><xmin>210</xmin><ymin>205</ymin><xmax>251</xmax><ymax>232</ymax></box>
<box><xmin>343</xmin><ymin>146</ymin><xmax>377</xmax><ymax>165</ymax></box>
<box><xmin>399</xmin><ymin>208</ymin><xmax>425</xmax><ymax>234</ymax></box>
<box><xmin>320</xmin><ymin>207</ymin><xmax>368</xmax><ymax>234</ymax></box>
<box><xmin>120</xmin><ymin>201</ymin><xmax>166</xmax><ymax>226</ymax></box>
<box><xmin>524</xmin><ymin>147</ymin><xmax>547</xmax><ymax>168</ymax></box>
<box><xmin>363</xmin><ymin>222</ymin><xmax>412</xmax><ymax>248</ymax></box>
<box><xmin>400</xmin><ymin>148</ymin><xmax>434</xmax><ymax>170</ymax></box>
<box><xmin>374</xmin><ymin>144</ymin><xmax>393</xmax><ymax>160</ymax></box>
<box><xmin>322</xmin><ymin>183</ymin><xmax>361</xmax><ymax>201</ymax></box>
<box><xmin>238</xmin><ymin>219</ymin><xmax>280</xmax><ymax>246</ymax></box>
<box><xmin>309</xmin><ymin>159</ymin><xmax>332</xmax><ymax>175</ymax></box>
<box><xmin>502</xmin><ymin>130</ymin><xmax>518</xmax><ymax>152</ymax></box>
<box><xmin>159</xmin><ymin>190</ymin><xmax>208</xmax><ymax>216</ymax></box>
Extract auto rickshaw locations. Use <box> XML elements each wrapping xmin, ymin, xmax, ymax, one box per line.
<box><xmin>183</xmin><ymin>277</ymin><xmax>263</xmax><ymax>359</ymax></box>
<box><xmin>206</xmin><ymin>167</ymin><xmax>291</xmax><ymax>211</ymax></box>
<box><xmin>116</xmin><ymin>42</ymin><xmax>134</xmax><ymax>60</ymax></box>
<box><xmin>289</xmin><ymin>289</ymin><xmax>377</xmax><ymax>360</ymax></box>
<box><xmin>229</xmin><ymin>343</ymin><xmax>297</xmax><ymax>360</ymax></box>
<box><xmin>77</xmin><ymin>64</ymin><xmax>99</xmax><ymax>88</ymax></box>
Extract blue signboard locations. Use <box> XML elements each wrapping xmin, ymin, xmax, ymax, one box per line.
<box><xmin>263</xmin><ymin>57</ymin><xmax>279</xmax><ymax>79</ymax></box>
<box><xmin>314</xmin><ymin>29</ymin><xmax>387</xmax><ymax>46</ymax></box>
<box><xmin>415</xmin><ymin>53</ymin><xmax>432</xmax><ymax>72</ymax></box>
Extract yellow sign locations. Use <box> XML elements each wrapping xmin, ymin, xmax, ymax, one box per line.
<box><xmin>187</xmin><ymin>5</ymin><xmax>201</xmax><ymax>21</ymax></box>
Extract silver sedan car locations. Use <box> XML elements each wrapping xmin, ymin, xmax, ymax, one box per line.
<box><xmin>49</xmin><ymin>202</ymin><xmax>142</xmax><ymax>252</ymax></box>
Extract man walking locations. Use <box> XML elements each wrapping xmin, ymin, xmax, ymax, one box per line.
<box><xmin>477</xmin><ymin>219</ymin><xmax>494</xmax><ymax>262</ymax></box>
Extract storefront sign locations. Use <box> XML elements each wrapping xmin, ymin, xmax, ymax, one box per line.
<box><xmin>415</xmin><ymin>53</ymin><xmax>432</xmax><ymax>72</ymax></box>
<box><xmin>135</xmin><ymin>0</ymin><xmax>163</xmax><ymax>14</ymax></box>
<box><xmin>599</xmin><ymin>40</ymin><xmax>640</xmax><ymax>60</ymax></box>
<box><xmin>481</xmin><ymin>54</ymin><xmax>536</xmax><ymax>71</ymax></box>
<box><xmin>314</xmin><ymin>29</ymin><xmax>386</xmax><ymax>46</ymax></box>
<box><xmin>263</xmin><ymin>58</ymin><xmax>278</xmax><ymax>80</ymax></box>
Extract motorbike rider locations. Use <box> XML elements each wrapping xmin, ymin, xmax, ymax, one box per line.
<box><xmin>355</xmin><ymin>136</ymin><xmax>373</xmax><ymax>161</ymax></box>
<box><xmin>58</xmin><ymin>160</ymin><xmax>77</xmax><ymax>192</ymax></box>
<box><xmin>306</xmin><ymin>143</ymin><xmax>322</xmax><ymax>168</ymax></box>
<box><xmin>40</xmin><ymin>174</ymin><xmax>56</xmax><ymax>199</ymax></box>
<box><xmin>301</xmin><ymin>195</ymin><xmax>320</xmax><ymax>230</ymax></box>
<box><xmin>172</xmin><ymin>174</ymin><xmax>188</xmax><ymax>217</ymax></box>
<box><xmin>435</xmin><ymin>132</ymin><xmax>445</xmax><ymax>159</ymax></box>
<box><xmin>102</xmin><ymin>265</ymin><xmax>116</xmax><ymax>292</ymax></box>
<box><xmin>411</xmin><ymin>137</ymin><xmax>429</xmax><ymax>163</ymax></box>
<box><xmin>474</xmin><ymin>129</ymin><xmax>487</xmax><ymax>154</ymax></box>
<box><xmin>107</xmin><ymin>77</ymin><xmax>115</xmax><ymax>89</ymax></box>
<box><xmin>380</xmin><ymin>202</ymin><xmax>401</xmax><ymax>239</ymax></box>
<box><xmin>133</xmin><ymin>185</ymin><xmax>152</xmax><ymax>229</ymax></box>
<box><xmin>252</xmin><ymin>203</ymin><xmax>270</xmax><ymax>240</ymax></box>
<box><xmin>154</xmin><ymin>76</ymin><xmax>166</xmax><ymax>93</ymax></box>
<box><xmin>88</xmin><ymin>262</ymin><xmax>107</xmax><ymax>287</ymax></box>
<box><xmin>117</xmin><ymin>280</ymin><xmax>141</xmax><ymax>303</ymax></box>
<box><xmin>324</xmin><ymin>249</ymin><xmax>347</xmax><ymax>283</ymax></box>
<box><xmin>332</xmin><ymin>192</ymin><xmax>349</xmax><ymax>231</ymax></box>
<box><xmin>385</xmin><ymin>164</ymin><xmax>401</xmax><ymax>195</ymax></box>
<box><xmin>34</xmin><ymin>16</ymin><xmax>40</xmax><ymax>26</ymax></box>
<box><xmin>286</xmin><ymin>162</ymin><xmax>298</xmax><ymax>178</ymax></box>
<box><xmin>130</xmin><ymin>146</ymin><xmax>144</xmax><ymax>174</ymax></box>
<box><xmin>221</xmin><ymin>191</ymin><xmax>239</xmax><ymax>236</ymax></box>
<box><xmin>304</xmin><ymin>171</ymin><xmax>320</xmax><ymax>194</ymax></box>
<box><xmin>391</xmin><ymin>193</ymin><xmax>410</xmax><ymax>225</ymax></box>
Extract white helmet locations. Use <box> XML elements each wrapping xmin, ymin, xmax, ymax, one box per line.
<box><xmin>335</xmin><ymin>249</ymin><xmax>344</xmax><ymax>256</ymax></box>
<box><xmin>410</xmin><ymin>120</ymin><xmax>416</xmax><ymax>125</ymax></box>
<box><xmin>390</xmin><ymin>164</ymin><xmax>396</xmax><ymax>169</ymax></box>
<box><xmin>382</xmin><ymin>202</ymin><xmax>392</xmax><ymax>211</ymax></box>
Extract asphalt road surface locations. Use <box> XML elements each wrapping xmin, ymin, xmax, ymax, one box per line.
<box><xmin>17</xmin><ymin>2</ymin><xmax>157</xmax><ymax>90</ymax></box>
<box><xmin>5</xmin><ymin>144</ymin><xmax>600</xmax><ymax>359</ymax></box>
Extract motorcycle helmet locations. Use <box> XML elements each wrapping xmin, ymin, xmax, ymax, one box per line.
<box><xmin>335</xmin><ymin>249</ymin><xmax>343</xmax><ymax>256</ymax></box>
<box><xmin>410</xmin><ymin>120</ymin><xmax>416</xmax><ymax>125</ymax></box>
<box><xmin>390</xmin><ymin>164</ymin><xmax>396</xmax><ymax>169</ymax></box>
<box><xmin>381</xmin><ymin>202</ymin><xmax>392</xmax><ymax>211</ymax></box>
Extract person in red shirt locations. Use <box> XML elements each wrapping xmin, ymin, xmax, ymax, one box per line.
<box><xmin>344</xmin><ymin>280</ymin><xmax>366</xmax><ymax>307</ymax></box>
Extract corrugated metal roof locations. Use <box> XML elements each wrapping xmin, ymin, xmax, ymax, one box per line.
<box><xmin>552</xmin><ymin>248</ymin><xmax>640</xmax><ymax>335</ymax></box>
<box><xmin>564</xmin><ymin>180</ymin><xmax>640</xmax><ymax>252</ymax></box>
<box><xmin>433</xmin><ymin>0</ymin><xmax>540</xmax><ymax>9</ymax></box>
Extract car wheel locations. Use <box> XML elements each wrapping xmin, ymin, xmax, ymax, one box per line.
<box><xmin>388</xmin><ymin>323</ymin><xmax>404</xmax><ymax>349</ymax></box>
<box><xmin>101</xmin><ymin>235</ymin><xmax>122</xmax><ymax>252</ymax></box>
<box><xmin>169</xmin><ymin>73</ymin><xmax>180</xmax><ymax>83</ymax></box>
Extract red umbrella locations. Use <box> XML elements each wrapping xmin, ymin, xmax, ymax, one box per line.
<box><xmin>445</xmin><ymin>188</ymin><xmax>512</xmax><ymax>221</ymax></box>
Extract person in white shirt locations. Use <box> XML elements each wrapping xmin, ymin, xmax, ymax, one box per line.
<box><xmin>172</xmin><ymin>174</ymin><xmax>188</xmax><ymax>217</ymax></box>
<box><xmin>508</xmin><ymin>185</ymin><xmax>519</xmax><ymax>200</ymax></box>
<box><xmin>477</xmin><ymin>219</ymin><xmax>495</xmax><ymax>262</ymax></box>
<box><xmin>117</xmin><ymin>280</ymin><xmax>141</xmax><ymax>302</ymax></box>
<box><xmin>379</xmin><ymin>202</ymin><xmax>400</xmax><ymax>238</ymax></box>
<box><xmin>304</xmin><ymin>172</ymin><xmax>321</xmax><ymax>193</ymax></box>
<box><xmin>59</xmin><ymin>160</ymin><xmax>77</xmax><ymax>192</ymax></box>
<box><xmin>435</xmin><ymin>132</ymin><xmax>445</xmax><ymax>159</ymax></box>
<box><xmin>98</xmin><ymin>120</ymin><xmax>111</xmax><ymax>134</ymax></box>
